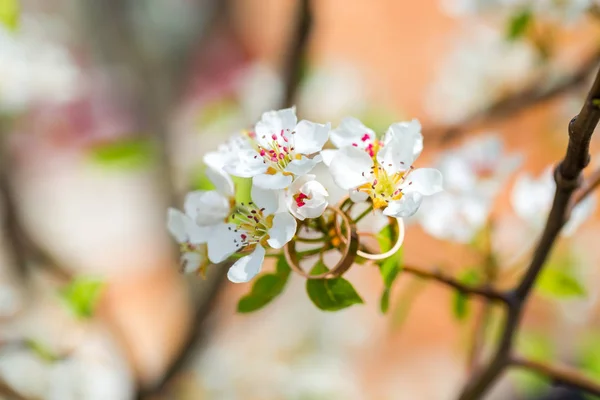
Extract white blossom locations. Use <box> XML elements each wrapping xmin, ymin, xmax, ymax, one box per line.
<box><xmin>426</xmin><ymin>25</ymin><xmax>537</xmax><ymax>124</ymax></box>
<box><xmin>511</xmin><ymin>167</ymin><xmax>596</xmax><ymax>236</ymax></box>
<box><xmin>223</xmin><ymin>107</ymin><xmax>330</xmax><ymax>190</ymax></box>
<box><xmin>418</xmin><ymin>134</ymin><xmax>520</xmax><ymax>242</ymax></box>
<box><xmin>321</xmin><ymin>117</ymin><xmax>423</xmax><ymax>167</ymax></box>
<box><xmin>207</xmin><ymin>185</ymin><xmax>297</xmax><ymax>283</ymax></box>
<box><xmin>328</xmin><ymin>120</ymin><xmax>442</xmax><ymax>218</ymax></box>
<box><xmin>285</xmin><ymin>174</ymin><xmax>329</xmax><ymax>220</ymax></box>
<box><xmin>167</xmin><ymin>165</ymin><xmax>236</xmax><ymax>275</ymax></box>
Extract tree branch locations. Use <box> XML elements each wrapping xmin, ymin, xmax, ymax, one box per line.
<box><xmin>428</xmin><ymin>49</ymin><xmax>600</xmax><ymax>143</ymax></box>
<box><xmin>512</xmin><ymin>356</ymin><xmax>600</xmax><ymax>396</ymax></box>
<box><xmin>457</xmin><ymin>62</ymin><xmax>600</xmax><ymax>400</ymax></box>
<box><xmin>402</xmin><ymin>265</ymin><xmax>508</xmax><ymax>303</ymax></box>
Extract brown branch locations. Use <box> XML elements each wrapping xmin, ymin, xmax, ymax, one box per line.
<box><xmin>457</xmin><ymin>62</ymin><xmax>600</xmax><ymax>400</ymax></box>
<box><xmin>569</xmin><ymin>166</ymin><xmax>600</xmax><ymax>211</ymax></box>
<box><xmin>283</xmin><ymin>0</ymin><xmax>311</xmax><ymax>108</ymax></box>
<box><xmin>512</xmin><ymin>356</ymin><xmax>600</xmax><ymax>396</ymax></box>
<box><xmin>0</xmin><ymin>377</ymin><xmax>32</xmax><ymax>400</ymax></box>
<box><xmin>428</xmin><ymin>48</ymin><xmax>600</xmax><ymax>144</ymax></box>
<box><xmin>402</xmin><ymin>265</ymin><xmax>508</xmax><ymax>303</ymax></box>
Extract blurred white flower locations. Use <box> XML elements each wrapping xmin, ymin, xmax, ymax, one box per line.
<box><xmin>298</xmin><ymin>63</ymin><xmax>366</xmax><ymax>121</ymax></box>
<box><xmin>167</xmin><ymin>166</ymin><xmax>236</xmax><ymax>274</ymax></box>
<box><xmin>0</xmin><ymin>16</ymin><xmax>80</xmax><ymax>112</ymax></box>
<box><xmin>224</xmin><ymin>107</ymin><xmax>330</xmax><ymax>190</ymax></box>
<box><xmin>426</xmin><ymin>25</ymin><xmax>537</xmax><ymax>123</ymax></box>
<box><xmin>442</xmin><ymin>0</ymin><xmax>595</xmax><ymax>22</ymax></box>
<box><xmin>418</xmin><ymin>135</ymin><xmax>521</xmax><ymax>242</ymax></box>
<box><xmin>236</xmin><ymin>63</ymin><xmax>284</xmax><ymax>122</ymax></box>
<box><xmin>329</xmin><ymin>120</ymin><xmax>442</xmax><ymax>218</ymax></box>
<box><xmin>208</xmin><ymin>185</ymin><xmax>296</xmax><ymax>283</ymax></box>
<box><xmin>285</xmin><ymin>174</ymin><xmax>329</xmax><ymax>220</ymax></box>
<box><xmin>511</xmin><ymin>167</ymin><xmax>596</xmax><ymax>236</ymax></box>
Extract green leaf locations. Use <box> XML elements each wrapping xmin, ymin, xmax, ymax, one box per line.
<box><xmin>536</xmin><ymin>266</ymin><xmax>586</xmax><ymax>299</ymax></box>
<box><xmin>377</xmin><ymin>225</ymin><xmax>403</xmax><ymax>288</ymax></box>
<box><xmin>579</xmin><ymin>335</ymin><xmax>600</xmax><ymax>384</ymax></box>
<box><xmin>451</xmin><ymin>269</ymin><xmax>480</xmax><ymax>321</ymax></box>
<box><xmin>306</xmin><ymin>261</ymin><xmax>363</xmax><ymax>311</ymax></box>
<box><xmin>511</xmin><ymin>332</ymin><xmax>553</xmax><ymax>395</ymax></box>
<box><xmin>506</xmin><ymin>9</ymin><xmax>532</xmax><ymax>41</ymax></box>
<box><xmin>88</xmin><ymin>139</ymin><xmax>156</xmax><ymax>170</ymax></box>
<box><xmin>25</xmin><ymin>339</ymin><xmax>59</xmax><ymax>363</ymax></box>
<box><xmin>59</xmin><ymin>277</ymin><xmax>104</xmax><ymax>319</ymax></box>
<box><xmin>0</xmin><ymin>0</ymin><xmax>19</xmax><ymax>31</ymax></box>
<box><xmin>237</xmin><ymin>257</ymin><xmax>291</xmax><ymax>313</ymax></box>
<box><xmin>380</xmin><ymin>288</ymin><xmax>390</xmax><ymax>314</ymax></box>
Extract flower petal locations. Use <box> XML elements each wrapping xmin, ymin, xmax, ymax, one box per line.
<box><xmin>184</xmin><ymin>190</ymin><xmax>230</xmax><ymax>226</ymax></box>
<box><xmin>227</xmin><ymin>245</ymin><xmax>266</xmax><ymax>283</ymax></box>
<box><xmin>298</xmin><ymin>197</ymin><xmax>328</xmax><ymax>219</ymax></box>
<box><xmin>330</xmin><ymin>117</ymin><xmax>375</xmax><ymax>149</ymax></box>
<box><xmin>255</xmin><ymin>107</ymin><xmax>297</xmax><ymax>147</ymax></box>
<box><xmin>350</xmin><ymin>189</ymin><xmax>369</xmax><ymax>202</ymax></box>
<box><xmin>253</xmin><ymin>172</ymin><xmax>293</xmax><ymax>190</ymax></box>
<box><xmin>403</xmin><ymin>168</ymin><xmax>443</xmax><ymax>195</ymax></box>
<box><xmin>267</xmin><ymin>212</ymin><xmax>297</xmax><ymax>249</ymax></box>
<box><xmin>167</xmin><ymin>208</ymin><xmax>189</xmax><ymax>243</ymax></box>
<box><xmin>383</xmin><ymin>192</ymin><xmax>423</xmax><ymax>218</ymax></box>
<box><xmin>251</xmin><ymin>185</ymin><xmax>279</xmax><ymax>215</ymax></box>
<box><xmin>377</xmin><ymin>133</ymin><xmax>418</xmax><ymax>175</ymax></box>
<box><xmin>384</xmin><ymin>119</ymin><xmax>423</xmax><ymax>157</ymax></box>
<box><xmin>292</xmin><ymin>120</ymin><xmax>331</xmax><ymax>155</ymax></box>
<box><xmin>224</xmin><ymin>149</ymin><xmax>267</xmax><ymax>178</ymax></box>
<box><xmin>285</xmin><ymin>156</ymin><xmax>320</xmax><ymax>176</ymax></box>
<box><xmin>205</xmin><ymin>166</ymin><xmax>235</xmax><ymax>198</ymax></box>
<box><xmin>320</xmin><ymin>149</ymin><xmax>338</xmax><ymax>166</ymax></box>
<box><xmin>167</xmin><ymin>208</ymin><xmax>211</xmax><ymax>244</ymax></box>
<box><xmin>329</xmin><ymin>146</ymin><xmax>373</xmax><ymax>190</ymax></box>
<box><xmin>207</xmin><ymin>223</ymin><xmax>241</xmax><ymax>263</ymax></box>
<box><xmin>181</xmin><ymin>251</ymin><xmax>202</xmax><ymax>274</ymax></box>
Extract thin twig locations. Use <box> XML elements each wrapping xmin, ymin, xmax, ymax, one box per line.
<box><xmin>569</xmin><ymin>166</ymin><xmax>600</xmax><ymax>210</ymax></box>
<box><xmin>401</xmin><ymin>265</ymin><xmax>508</xmax><ymax>303</ymax></box>
<box><xmin>428</xmin><ymin>48</ymin><xmax>600</xmax><ymax>143</ymax></box>
<box><xmin>457</xmin><ymin>62</ymin><xmax>600</xmax><ymax>400</ymax></box>
<box><xmin>283</xmin><ymin>0</ymin><xmax>311</xmax><ymax>108</ymax></box>
<box><xmin>512</xmin><ymin>356</ymin><xmax>600</xmax><ymax>396</ymax></box>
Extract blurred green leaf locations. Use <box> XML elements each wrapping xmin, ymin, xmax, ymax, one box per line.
<box><xmin>306</xmin><ymin>261</ymin><xmax>363</xmax><ymax>311</ymax></box>
<box><xmin>377</xmin><ymin>225</ymin><xmax>403</xmax><ymax>288</ymax></box>
<box><xmin>25</xmin><ymin>339</ymin><xmax>59</xmax><ymax>363</ymax></box>
<box><xmin>358</xmin><ymin>108</ymin><xmax>402</xmax><ymax>136</ymax></box>
<box><xmin>536</xmin><ymin>266</ymin><xmax>586</xmax><ymax>299</ymax></box>
<box><xmin>380</xmin><ymin>288</ymin><xmax>390</xmax><ymax>314</ymax></box>
<box><xmin>196</xmin><ymin>97</ymin><xmax>239</xmax><ymax>129</ymax></box>
<box><xmin>452</xmin><ymin>269</ymin><xmax>480</xmax><ymax>321</ymax></box>
<box><xmin>578</xmin><ymin>335</ymin><xmax>600</xmax><ymax>394</ymax></box>
<box><xmin>59</xmin><ymin>277</ymin><xmax>104</xmax><ymax>319</ymax></box>
<box><xmin>88</xmin><ymin>139</ymin><xmax>156</xmax><ymax>170</ymax></box>
<box><xmin>506</xmin><ymin>9</ymin><xmax>532</xmax><ymax>41</ymax></box>
<box><xmin>391</xmin><ymin>278</ymin><xmax>428</xmax><ymax>331</ymax></box>
<box><xmin>0</xmin><ymin>0</ymin><xmax>19</xmax><ymax>31</ymax></box>
<box><xmin>190</xmin><ymin>168</ymin><xmax>216</xmax><ymax>191</ymax></box>
<box><xmin>237</xmin><ymin>257</ymin><xmax>291</xmax><ymax>313</ymax></box>
<box><xmin>511</xmin><ymin>332</ymin><xmax>553</xmax><ymax>396</ymax></box>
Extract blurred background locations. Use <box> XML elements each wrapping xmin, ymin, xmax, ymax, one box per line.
<box><xmin>1</xmin><ymin>0</ymin><xmax>600</xmax><ymax>399</ymax></box>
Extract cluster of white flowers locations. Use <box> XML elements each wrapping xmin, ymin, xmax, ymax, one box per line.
<box><xmin>416</xmin><ymin>134</ymin><xmax>596</xmax><ymax>243</ymax></box>
<box><xmin>168</xmin><ymin>107</ymin><xmax>443</xmax><ymax>283</ymax></box>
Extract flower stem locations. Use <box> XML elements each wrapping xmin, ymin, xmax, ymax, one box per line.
<box><xmin>353</xmin><ymin>205</ymin><xmax>374</xmax><ymax>223</ymax></box>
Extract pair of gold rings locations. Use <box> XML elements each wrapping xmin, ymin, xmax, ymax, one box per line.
<box><xmin>284</xmin><ymin>196</ymin><xmax>405</xmax><ymax>279</ymax></box>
